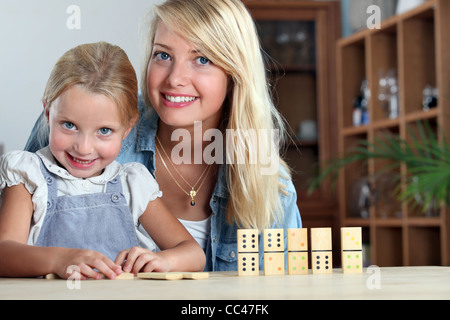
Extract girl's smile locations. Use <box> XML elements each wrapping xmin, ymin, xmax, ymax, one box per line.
<box><xmin>66</xmin><ymin>152</ymin><xmax>98</xmax><ymax>168</ymax></box>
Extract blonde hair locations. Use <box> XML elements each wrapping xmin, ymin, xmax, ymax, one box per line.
<box><xmin>43</xmin><ymin>41</ymin><xmax>138</xmax><ymax>127</ymax></box>
<box><xmin>142</xmin><ymin>0</ymin><xmax>291</xmax><ymax>230</ymax></box>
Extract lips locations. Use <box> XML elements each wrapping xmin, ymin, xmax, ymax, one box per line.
<box><xmin>162</xmin><ymin>92</ymin><xmax>198</xmax><ymax>108</ymax></box>
<box><xmin>66</xmin><ymin>152</ymin><xmax>97</xmax><ymax>168</ymax></box>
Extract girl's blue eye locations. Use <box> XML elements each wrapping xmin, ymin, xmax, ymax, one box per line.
<box><xmin>98</xmin><ymin>128</ymin><xmax>112</xmax><ymax>136</ymax></box>
<box><xmin>197</xmin><ymin>56</ymin><xmax>210</xmax><ymax>65</ymax></box>
<box><xmin>63</xmin><ymin>122</ymin><xmax>76</xmax><ymax>130</ymax></box>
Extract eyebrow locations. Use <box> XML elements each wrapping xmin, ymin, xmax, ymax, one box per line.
<box><xmin>153</xmin><ymin>43</ymin><xmax>202</xmax><ymax>55</ymax></box>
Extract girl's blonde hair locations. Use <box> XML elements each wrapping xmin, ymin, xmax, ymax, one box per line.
<box><xmin>142</xmin><ymin>0</ymin><xmax>291</xmax><ymax>230</ymax></box>
<box><xmin>43</xmin><ymin>41</ymin><xmax>138</xmax><ymax>126</ymax></box>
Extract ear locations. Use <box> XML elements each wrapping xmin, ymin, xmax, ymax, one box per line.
<box><xmin>43</xmin><ymin>101</ymin><xmax>50</xmax><ymax>122</ymax></box>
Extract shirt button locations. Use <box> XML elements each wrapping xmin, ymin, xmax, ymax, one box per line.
<box><xmin>230</xmin><ymin>251</ymin><xmax>236</xmax><ymax>258</ymax></box>
<box><xmin>212</xmin><ymin>196</ymin><xmax>217</xmax><ymax>203</ymax></box>
<box><xmin>111</xmin><ymin>194</ymin><xmax>120</xmax><ymax>203</ymax></box>
<box><xmin>46</xmin><ymin>177</ymin><xmax>54</xmax><ymax>185</ymax></box>
<box><xmin>213</xmin><ymin>236</ymin><xmax>217</xmax><ymax>243</ymax></box>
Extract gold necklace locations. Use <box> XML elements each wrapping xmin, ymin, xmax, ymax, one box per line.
<box><xmin>155</xmin><ymin>136</ymin><xmax>212</xmax><ymax>206</ymax></box>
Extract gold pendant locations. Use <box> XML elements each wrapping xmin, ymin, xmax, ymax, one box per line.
<box><xmin>190</xmin><ymin>189</ymin><xmax>197</xmax><ymax>206</ymax></box>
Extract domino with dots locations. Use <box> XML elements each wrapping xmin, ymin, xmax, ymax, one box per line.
<box><xmin>287</xmin><ymin>228</ymin><xmax>308</xmax><ymax>275</ymax></box>
<box><xmin>237</xmin><ymin>229</ymin><xmax>260</xmax><ymax>276</ymax></box>
<box><xmin>311</xmin><ymin>228</ymin><xmax>332</xmax><ymax>274</ymax></box>
<box><xmin>263</xmin><ymin>228</ymin><xmax>285</xmax><ymax>275</ymax></box>
<box><xmin>341</xmin><ymin>227</ymin><xmax>363</xmax><ymax>273</ymax></box>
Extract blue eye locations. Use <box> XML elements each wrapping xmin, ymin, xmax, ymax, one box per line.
<box><xmin>155</xmin><ymin>51</ymin><xmax>171</xmax><ymax>61</ymax></box>
<box><xmin>197</xmin><ymin>56</ymin><xmax>210</xmax><ymax>65</ymax></box>
<box><xmin>98</xmin><ymin>128</ymin><xmax>112</xmax><ymax>136</ymax></box>
<box><xmin>63</xmin><ymin>122</ymin><xmax>76</xmax><ymax>130</ymax></box>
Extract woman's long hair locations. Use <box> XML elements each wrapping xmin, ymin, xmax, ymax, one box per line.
<box><xmin>141</xmin><ymin>0</ymin><xmax>291</xmax><ymax>230</ymax></box>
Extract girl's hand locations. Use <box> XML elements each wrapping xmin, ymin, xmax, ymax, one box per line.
<box><xmin>115</xmin><ymin>247</ymin><xmax>170</xmax><ymax>274</ymax></box>
<box><xmin>55</xmin><ymin>248</ymin><xmax>122</xmax><ymax>280</ymax></box>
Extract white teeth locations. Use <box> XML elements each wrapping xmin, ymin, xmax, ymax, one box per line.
<box><xmin>165</xmin><ymin>95</ymin><xmax>196</xmax><ymax>103</ymax></box>
<box><xmin>72</xmin><ymin>156</ymin><xmax>94</xmax><ymax>164</ymax></box>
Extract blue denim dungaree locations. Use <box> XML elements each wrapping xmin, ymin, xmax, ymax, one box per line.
<box><xmin>35</xmin><ymin>160</ymin><xmax>139</xmax><ymax>262</ymax></box>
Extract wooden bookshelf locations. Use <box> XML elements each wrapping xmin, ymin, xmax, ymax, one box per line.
<box><xmin>337</xmin><ymin>0</ymin><xmax>450</xmax><ymax>267</ymax></box>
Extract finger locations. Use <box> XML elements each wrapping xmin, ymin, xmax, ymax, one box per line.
<box><xmin>114</xmin><ymin>249</ymin><xmax>130</xmax><ymax>266</ymax></box>
<box><xmin>78</xmin><ymin>263</ymin><xmax>103</xmax><ymax>280</ymax></box>
<box><xmin>89</xmin><ymin>257</ymin><xmax>121</xmax><ymax>280</ymax></box>
<box><xmin>64</xmin><ymin>266</ymin><xmax>87</xmax><ymax>281</ymax></box>
<box><xmin>131</xmin><ymin>253</ymin><xmax>157</xmax><ymax>274</ymax></box>
<box><xmin>139</xmin><ymin>254</ymin><xmax>169</xmax><ymax>273</ymax></box>
<box><xmin>121</xmin><ymin>247</ymin><xmax>144</xmax><ymax>273</ymax></box>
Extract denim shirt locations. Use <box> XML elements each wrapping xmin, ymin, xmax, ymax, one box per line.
<box><xmin>24</xmin><ymin>98</ymin><xmax>302</xmax><ymax>271</ymax></box>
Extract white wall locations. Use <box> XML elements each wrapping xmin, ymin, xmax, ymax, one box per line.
<box><xmin>0</xmin><ymin>0</ymin><xmax>162</xmax><ymax>153</ymax></box>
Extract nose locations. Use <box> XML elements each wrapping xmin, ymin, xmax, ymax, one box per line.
<box><xmin>74</xmin><ymin>134</ymin><xmax>93</xmax><ymax>155</ymax></box>
<box><xmin>167</xmin><ymin>60</ymin><xmax>191</xmax><ymax>87</ymax></box>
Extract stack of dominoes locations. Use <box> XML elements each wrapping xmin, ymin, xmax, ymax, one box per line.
<box><xmin>237</xmin><ymin>227</ymin><xmax>363</xmax><ymax>276</ymax></box>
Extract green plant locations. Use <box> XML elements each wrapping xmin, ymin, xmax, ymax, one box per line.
<box><xmin>308</xmin><ymin>121</ymin><xmax>450</xmax><ymax>213</ymax></box>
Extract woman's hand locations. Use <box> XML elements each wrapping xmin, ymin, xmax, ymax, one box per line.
<box><xmin>115</xmin><ymin>247</ymin><xmax>170</xmax><ymax>274</ymax></box>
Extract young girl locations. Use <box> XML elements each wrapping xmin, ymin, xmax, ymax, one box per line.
<box><xmin>0</xmin><ymin>42</ymin><xmax>205</xmax><ymax>280</ymax></box>
<box><xmin>25</xmin><ymin>0</ymin><xmax>302</xmax><ymax>271</ymax></box>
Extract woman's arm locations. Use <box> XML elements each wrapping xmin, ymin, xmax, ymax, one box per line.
<box><xmin>0</xmin><ymin>184</ymin><xmax>121</xmax><ymax>279</ymax></box>
<box><xmin>116</xmin><ymin>198</ymin><xmax>206</xmax><ymax>274</ymax></box>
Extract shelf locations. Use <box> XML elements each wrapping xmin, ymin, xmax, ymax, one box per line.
<box><xmin>337</xmin><ymin>0</ymin><xmax>449</xmax><ymax>267</ymax></box>
<box><xmin>343</xmin><ymin>218</ymin><xmax>370</xmax><ymax>227</ymax></box>
<box><xmin>342</xmin><ymin>125</ymin><xmax>369</xmax><ymax>137</ymax></box>
<box><xmin>343</xmin><ymin>216</ymin><xmax>443</xmax><ymax>228</ymax></box>
<box><xmin>405</xmin><ymin>107</ymin><xmax>439</xmax><ymax>123</ymax></box>
<box><xmin>407</xmin><ymin>217</ymin><xmax>443</xmax><ymax>227</ymax></box>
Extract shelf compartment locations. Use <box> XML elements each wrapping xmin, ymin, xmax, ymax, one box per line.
<box><xmin>371</xmin><ymin>128</ymin><xmax>403</xmax><ymax>219</ymax></box>
<box><xmin>367</xmin><ymin>24</ymin><xmax>399</xmax><ymax>123</ymax></box>
<box><xmin>341</xmin><ymin>133</ymin><xmax>370</xmax><ymax>220</ymax></box>
<box><xmin>375</xmin><ymin>226</ymin><xmax>403</xmax><ymax>266</ymax></box>
<box><xmin>408</xmin><ymin>226</ymin><xmax>441</xmax><ymax>265</ymax></box>
<box><xmin>399</xmin><ymin>7</ymin><xmax>436</xmax><ymax>116</ymax></box>
<box><xmin>402</xmin><ymin>118</ymin><xmax>441</xmax><ymax>219</ymax></box>
<box><xmin>284</xmin><ymin>147</ymin><xmax>316</xmax><ymax>192</ymax></box>
<box><xmin>274</xmin><ymin>72</ymin><xmax>317</xmax><ymax>136</ymax></box>
<box><xmin>337</xmin><ymin>37</ymin><xmax>366</xmax><ymax>129</ymax></box>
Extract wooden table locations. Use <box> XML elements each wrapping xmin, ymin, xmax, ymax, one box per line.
<box><xmin>0</xmin><ymin>267</ymin><xmax>448</xmax><ymax>301</ymax></box>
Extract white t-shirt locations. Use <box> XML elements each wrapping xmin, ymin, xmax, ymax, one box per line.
<box><xmin>0</xmin><ymin>147</ymin><xmax>162</xmax><ymax>251</ymax></box>
<box><xmin>179</xmin><ymin>216</ymin><xmax>211</xmax><ymax>251</ymax></box>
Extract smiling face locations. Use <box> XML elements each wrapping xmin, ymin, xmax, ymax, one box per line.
<box><xmin>147</xmin><ymin>22</ymin><xmax>229</xmax><ymax>130</ymax></box>
<box><xmin>46</xmin><ymin>84</ymin><xmax>132</xmax><ymax>178</ymax></box>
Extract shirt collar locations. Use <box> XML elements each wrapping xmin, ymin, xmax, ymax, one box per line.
<box><xmin>135</xmin><ymin>97</ymin><xmax>158</xmax><ymax>153</ymax></box>
<box><xmin>36</xmin><ymin>146</ymin><xmax>121</xmax><ymax>184</ymax></box>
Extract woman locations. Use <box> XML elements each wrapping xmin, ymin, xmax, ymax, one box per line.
<box><xmin>25</xmin><ymin>0</ymin><xmax>301</xmax><ymax>271</ymax></box>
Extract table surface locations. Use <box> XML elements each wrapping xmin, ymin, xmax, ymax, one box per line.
<box><xmin>0</xmin><ymin>267</ymin><xmax>449</xmax><ymax>300</ymax></box>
